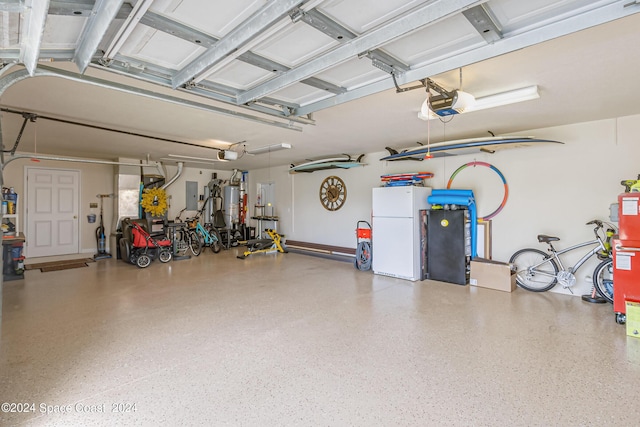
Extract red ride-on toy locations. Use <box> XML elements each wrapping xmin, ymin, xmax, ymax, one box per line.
<box><xmin>125</xmin><ymin>219</ymin><xmax>173</xmax><ymax>268</ymax></box>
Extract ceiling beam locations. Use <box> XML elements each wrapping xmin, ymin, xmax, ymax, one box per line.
<box><xmin>73</xmin><ymin>0</ymin><xmax>124</xmax><ymax>73</ymax></box>
<box><xmin>0</xmin><ymin>65</ymin><xmax>304</xmax><ymax>131</ymax></box>
<box><xmin>1</xmin><ymin>49</ymin><xmax>100</xmax><ymax>62</ymax></box>
<box><xmin>140</xmin><ymin>10</ymin><xmax>346</xmax><ymax>95</ymax></box>
<box><xmin>237</xmin><ymin>50</ymin><xmax>346</xmax><ymax>95</ymax></box>
<box><xmin>237</xmin><ymin>0</ymin><xmax>482</xmax><ymax>105</ymax></box>
<box><xmin>47</xmin><ymin>0</ymin><xmax>93</xmax><ymax>15</ymax></box>
<box><xmin>91</xmin><ymin>56</ymin><xmax>315</xmax><ymax>125</ymax></box>
<box><xmin>44</xmin><ymin>4</ymin><xmax>346</xmax><ymax>96</ymax></box>
<box><xmin>102</xmin><ymin>0</ymin><xmax>155</xmax><ymax>61</ymax></box>
<box><xmin>295</xmin><ymin>8</ymin><xmax>409</xmax><ymax>72</ymax></box>
<box><xmin>0</xmin><ymin>0</ymin><xmax>23</xmax><ymax>12</ymax></box>
<box><xmin>294</xmin><ymin>0</ymin><xmax>640</xmax><ymax>116</ymax></box>
<box><xmin>49</xmin><ymin>0</ymin><xmax>131</xmax><ymax>18</ymax></box>
<box><xmin>462</xmin><ymin>4</ymin><xmax>502</xmax><ymax>43</ymax></box>
<box><xmin>19</xmin><ymin>0</ymin><xmax>50</xmax><ymax>76</ymax></box>
<box><xmin>171</xmin><ymin>0</ymin><xmax>308</xmax><ymax>89</ymax></box>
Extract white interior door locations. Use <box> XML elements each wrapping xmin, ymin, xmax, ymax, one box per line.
<box><xmin>26</xmin><ymin>168</ymin><xmax>80</xmax><ymax>258</ymax></box>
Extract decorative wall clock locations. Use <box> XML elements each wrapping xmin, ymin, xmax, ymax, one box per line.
<box><xmin>319</xmin><ymin>176</ymin><xmax>346</xmax><ymax>211</ymax></box>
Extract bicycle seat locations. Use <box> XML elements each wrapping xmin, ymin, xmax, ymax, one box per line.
<box><xmin>537</xmin><ymin>234</ymin><xmax>560</xmax><ymax>243</ymax></box>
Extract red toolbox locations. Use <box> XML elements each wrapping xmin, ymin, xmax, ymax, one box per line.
<box><xmin>613</xmin><ymin>193</ymin><xmax>640</xmax><ymax>324</ymax></box>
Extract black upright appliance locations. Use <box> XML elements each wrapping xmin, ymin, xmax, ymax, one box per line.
<box><xmin>94</xmin><ymin>194</ymin><xmax>112</xmax><ymax>260</ymax></box>
<box><xmin>426</xmin><ymin>209</ymin><xmax>468</xmax><ymax>285</ymax></box>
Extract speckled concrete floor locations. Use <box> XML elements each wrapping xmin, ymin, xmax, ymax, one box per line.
<box><xmin>1</xmin><ymin>249</ymin><xmax>639</xmax><ymax>426</ymax></box>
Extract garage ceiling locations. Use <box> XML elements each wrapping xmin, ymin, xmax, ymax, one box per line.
<box><xmin>1</xmin><ymin>0</ymin><xmax>639</xmax><ymax>170</ymax></box>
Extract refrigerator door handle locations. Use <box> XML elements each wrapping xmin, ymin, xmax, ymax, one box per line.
<box><xmin>615</xmin><ymin>244</ymin><xmax>640</xmax><ymax>252</ymax></box>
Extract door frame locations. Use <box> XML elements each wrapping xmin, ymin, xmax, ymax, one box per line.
<box><xmin>24</xmin><ymin>166</ymin><xmax>82</xmax><ymax>258</ymax></box>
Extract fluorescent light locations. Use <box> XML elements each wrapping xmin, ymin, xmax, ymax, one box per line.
<box><xmin>246</xmin><ymin>143</ymin><xmax>292</xmax><ymax>155</ymax></box>
<box><xmin>168</xmin><ymin>154</ymin><xmax>217</xmax><ymax>161</ymax></box>
<box><xmin>160</xmin><ymin>157</ymin><xmax>218</xmax><ymax>166</ymax></box>
<box><xmin>418</xmin><ymin>85</ymin><xmax>539</xmax><ymax>120</ymax></box>
<box><xmin>167</xmin><ymin>150</ymin><xmax>239</xmax><ymax>162</ymax></box>
<box><xmin>467</xmin><ymin>85</ymin><xmax>539</xmax><ymax>111</ymax></box>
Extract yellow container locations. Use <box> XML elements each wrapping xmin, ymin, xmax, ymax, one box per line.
<box><xmin>626</xmin><ymin>301</ymin><xmax>640</xmax><ymax>338</ymax></box>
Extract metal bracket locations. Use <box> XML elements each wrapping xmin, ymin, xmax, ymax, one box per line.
<box><xmin>425</xmin><ymin>78</ymin><xmax>453</xmax><ymax>98</ymax></box>
<box><xmin>289</xmin><ymin>7</ymin><xmax>304</xmax><ymax>23</ymax></box>
<box><xmin>371</xmin><ymin>58</ymin><xmax>395</xmax><ymax>75</ymax></box>
<box><xmin>4</xmin><ymin>113</ymin><xmax>37</xmax><ymax>156</ymax></box>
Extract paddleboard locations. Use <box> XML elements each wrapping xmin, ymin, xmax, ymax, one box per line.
<box><xmin>380</xmin><ymin>172</ymin><xmax>434</xmax><ymax>181</ymax></box>
<box><xmin>290</xmin><ymin>154</ymin><xmax>366</xmax><ymax>174</ymax></box>
<box><xmin>381</xmin><ymin>137</ymin><xmax>563</xmax><ymax>161</ymax></box>
<box><xmin>380</xmin><ymin>172</ymin><xmax>434</xmax><ymax>186</ymax></box>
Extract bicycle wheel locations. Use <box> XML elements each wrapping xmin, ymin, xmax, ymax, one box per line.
<box><xmin>593</xmin><ymin>258</ymin><xmax>614</xmax><ymax>303</ymax></box>
<box><xmin>189</xmin><ymin>230</ymin><xmax>202</xmax><ymax>256</ymax></box>
<box><xmin>210</xmin><ymin>229</ymin><xmax>222</xmax><ymax>254</ymax></box>
<box><xmin>197</xmin><ymin>232</ymin><xmax>206</xmax><ymax>252</ymax></box>
<box><xmin>509</xmin><ymin>248</ymin><xmax>559</xmax><ymax>292</ymax></box>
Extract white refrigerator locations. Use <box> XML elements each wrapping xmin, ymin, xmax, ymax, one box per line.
<box><xmin>372</xmin><ymin>186</ymin><xmax>431</xmax><ymax>281</ymax></box>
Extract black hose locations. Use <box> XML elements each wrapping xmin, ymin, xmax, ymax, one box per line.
<box><xmin>355</xmin><ymin>241</ymin><xmax>372</xmax><ymax>271</ymax></box>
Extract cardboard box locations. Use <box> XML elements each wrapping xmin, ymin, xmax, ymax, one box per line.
<box><xmin>469</xmin><ymin>258</ymin><xmax>516</xmax><ymax>292</ymax></box>
<box><xmin>626</xmin><ymin>301</ymin><xmax>640</xmax><ymax>338</ymax></box>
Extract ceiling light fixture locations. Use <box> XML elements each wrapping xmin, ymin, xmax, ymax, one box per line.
<box><xmin>168</xmin><ymin>154</ymin><xmax>217</xmax><ymax>162</ymax></box>
<box><xmin>419</xmin><ymin>85</ymin><xmax>539</xmax><ymax>120</ymax></box>
<box><xmin>246</xmin><ymin>143</ymin><xmax>292</xmax><ymax>155</ymax></box>
<box><xmin>467</xmin><ymin>85</ymin><xmax>540</xmax><ymax>112</ymax></box>
<box><xmin>160</xmin><ymin>157</ymin><xmax>219</xmax><ymax>166</ymax></box>
<box><xmin>167</xmin><ymin>150</ymin><xmax>240</xmax><ymax>162</ymax></box>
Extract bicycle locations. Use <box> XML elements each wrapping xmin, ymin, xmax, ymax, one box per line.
<box><xmin>186</xmin><ymin>211</ymin><xmax>222</xmax><ymax>255</ymax></box>
<box><xmin>509</xmin><ymin>220</ymin><xmax>616</xmax><ymax>299</ymax></box>
<box><xmin>173</xmin><ymin>208</ymin><xmax>202</xmax><ymax>257</ymax></box>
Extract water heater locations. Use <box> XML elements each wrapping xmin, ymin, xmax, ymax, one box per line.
<box><xmin>224</xmin><ymin>185</ymin><xmax>240</xmax><ymax>228</ymax></box>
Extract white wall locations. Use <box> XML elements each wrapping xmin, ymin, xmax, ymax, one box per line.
<box><xmin>3</xmin><ymin>157</ymin><xmax>114</xmax><ymax>257</ymax></box>
<box><xmin>262</xmin><ymin>114</ymin><xmax>640</xmax><ymax>296</ymax></box>
<box><xmin>5</xmin><ymin>114</ymin><xmax>639</xmax><ymax>296</ymax></box>
<box><xmin>2</xmin><ymin>157</ymin><xmax>236</xmax><ymax>257</ymax></box>
<box><xmin>159</xmin><ymin>164</ymin><xmax>235</xmax><ymax>221</ymax></box>
<box><xmin>246</xmin><ymin>164</ymin><xmax>293</xmax><ymax>237</ymax></box>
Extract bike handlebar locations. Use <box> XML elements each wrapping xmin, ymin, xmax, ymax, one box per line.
<box><xmin>586</xmin><ymin>219</ymin><xmax>617</xmax><ymax>234</ymax></box>
<box><xmin>175</xmin><ymin>207</ymin><xmax>188</xmax><ymax>221</ymax></box>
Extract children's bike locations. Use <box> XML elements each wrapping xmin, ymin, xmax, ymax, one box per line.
<box><xmin>184</xmin><ymin>197</ymin><xmax>222</xmax><ymax>255</ymax></box>
<box><xmin>509</xmin><ymin>220</ymin><xmax>616</xmax><ymax>299</ymax></box>
<box><xmin>187</xmin><ymin>216</ymin><xmax>222</xmax><ymax>255</ymax></box>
